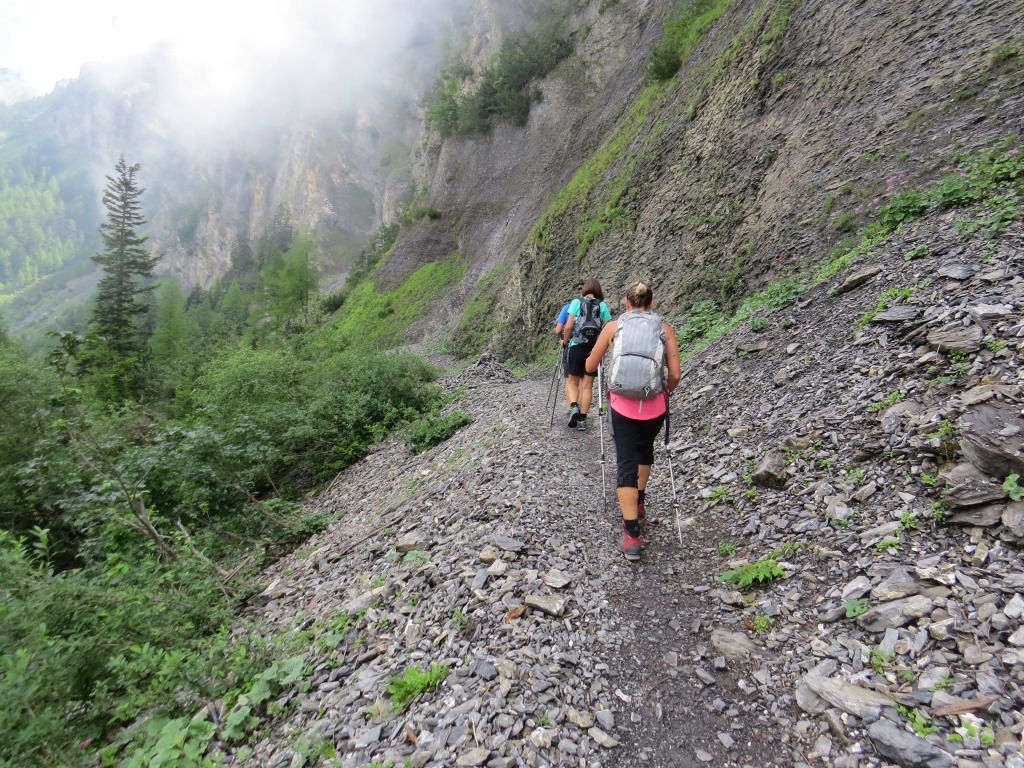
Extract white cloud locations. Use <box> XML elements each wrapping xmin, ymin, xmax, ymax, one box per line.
<box><xmin>1</xmin><ymin>0</ymin><xmax>451</xmax><ymax>100</ymax></box>
<box><xmin>0</xmin><ymin>0</ymin><xmax>120</xmax><ymax>93</ymax></box>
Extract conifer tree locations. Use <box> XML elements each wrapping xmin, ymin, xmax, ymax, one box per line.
<box><xmin>88</xmin><ymin>156</ymin><xmax>158</xmax><ymax>397</ymax></box>
<box><xmin>150</xmin><ymin>279</ymin><xmax>188</xmax><ymax>364</ymax></box>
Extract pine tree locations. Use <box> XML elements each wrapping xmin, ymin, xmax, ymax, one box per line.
<box><xmin>150</xmin><ymin>279</ymin><xmax>188</xmax><ymax>365</ymax></box>
<box><xmin>88</xmin><ymin>156</ymin><xmax>158</xmax><ymax>397</ymax></box>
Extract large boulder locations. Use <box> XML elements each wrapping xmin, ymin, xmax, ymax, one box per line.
<box><xmin>927</xmin><ymin>324</ymin><xmax>983</xmax><ymax>353</ymax></box>
<box><xmin>958</xmin><ymin>403</ymin><xmax>1024</xmax><ymax>480</ymax></box>
<box><xmin>751</xmin><ymin>448</ymin><xmax>788</xmax><ymax>489</ymax></box>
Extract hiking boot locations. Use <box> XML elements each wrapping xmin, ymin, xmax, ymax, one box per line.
<box><xmin>621</xmin><ymin>523</ymin><xmax>643</xmax><ymax>561</ymax></box>
<box><xmin>576</xmin><ymin>415</ymin><xmax>588</xmax><ymax>431</ymax></box>
<box><xmin>637</xmin><ymin>502</ymin><xmax>646</xmax><ymax>521</ymax></box>
<box><xmin>567</xmin><ymin>404</ymin><xmax>580</xmax><ymax>428</ymax></box>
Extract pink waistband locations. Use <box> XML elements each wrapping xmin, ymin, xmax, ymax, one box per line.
<box><xmin>608</xmin><ymin>391</ymin><xmax>667</xmax><ymax>419</ymax></box>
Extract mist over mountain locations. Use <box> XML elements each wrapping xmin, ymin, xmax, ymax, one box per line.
<box><xmin>0</xmin><ymin>68</ymin><xmax>37</xmax><ymax>104</ymax></box>
<box><xmin>1</xmin><ymin>0</ymin><xmax>460</xmax><ymax>335</ymax></box>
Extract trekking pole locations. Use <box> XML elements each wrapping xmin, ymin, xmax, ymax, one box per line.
<box><xmin>544</xmin><ymin>345</ymin><xmax>561</xmax><ymax>416</ymax></box>
<box><xmin>665</xmin><ymin>395</ymin><xmax>681</xmax><ymax>544</ymax></box>
<box><xmin>597</xmin><ymin>362</ymin><xmax>607</xmax><ymax>517</ymax></box>
<box><xmin>549</xmin><ymin>345</ymin><xmax>565</xmax><ymax>427</ymax></box>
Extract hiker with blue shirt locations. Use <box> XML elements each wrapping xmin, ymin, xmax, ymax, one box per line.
<box><xmin>553</xmin><ymin>301</ymin><xmax>572</xmax><ymax>339</ymax></box>
<box><xmin>562</xmin><ymin>277</ymin><xmax>612</xmax><ymax>431</ymax></box>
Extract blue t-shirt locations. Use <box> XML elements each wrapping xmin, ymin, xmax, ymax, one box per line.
<box><xmin>567</xmin><ymin>297</ymin><xmax>612</xmax><ymax>346</ymax></box>
<box><xmin>556</xmin><ymin>302</ymin><xmax>571</xmax><ymax>324</ymax></box>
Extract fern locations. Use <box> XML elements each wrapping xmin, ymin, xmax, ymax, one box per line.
<box><xmin>719</xmin><ymin>559</ymin><xmax>785</xmax><ymax>588</ymax></box>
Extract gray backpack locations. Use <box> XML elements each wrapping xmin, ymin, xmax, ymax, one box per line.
<box><xmin>570</xmin><ymin>296</ymin><xmax>603</xmax><ymax>347</ymax></box>
<box><xmin>607</xmin><ymin>310</ymin><xmax>666</xmax><ymax>399</ymax></box>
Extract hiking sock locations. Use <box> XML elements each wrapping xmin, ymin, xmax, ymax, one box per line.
<box><xmin>637</xmin><ymin>489</ymin><xmax>646</xmax><ymax>506</ymax></box>
<box><xmin>570</xmin><ymin>402</ymin><xmax>578</xmax><ymax>408</ymax></box>
<box><xmin>624</xmin><ymin>518</ymin><xmax>642</xmax><ymax>537</ymax></box>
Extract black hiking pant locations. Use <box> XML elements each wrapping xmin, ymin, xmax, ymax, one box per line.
<box><xmin>610</xmin><ymin>408</ymin><xmax>666</xmax><ymax>488</ymax></box>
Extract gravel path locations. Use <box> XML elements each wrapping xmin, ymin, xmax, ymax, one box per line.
<box><xmin>217</xmin><ymin>216</ymin><xmax>1024</xmax><ymax>768</ymax></box>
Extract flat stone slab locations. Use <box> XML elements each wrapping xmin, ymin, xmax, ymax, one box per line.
<box><xmin>589</xmin><ymin>726</ymin><xmax>619</xmax><ymax>748</ymax></box>
<box><xmin>493</xmin><ymin>533</ymin><xmax>526</xmax><ymax>552</ymax></box>
<box><xmin>858</xmin><ymin>595</ymin><xmax>934</xmax><ymax>632</ymax></box>
<box><xmin>872</xmin><ymin>305</ymin><xmax>920</xmax><ymax>323</ymax></box>
<box><xmin>868</xmin><ymin>719</ymin><xmax>953</xmax><ymax>768</ymax></box>
<box><xmin>958</xmin><ymin>402</ymin><xmax>1024</xmax><ymax>479</ymax></box>
<box><xmin>710</xmin><ymin>628</ymin><xmax>760</xmax><ymax>660</ymax></box>
<box><xmin>799</xmin><ymin>675</ymin><xmax>894</xmax><ymax>719</ymax></box>
<box><xmin>927</xmin><ymin>324</ymin><xmax>983</xmax><ymax>353</ymax></box>
<box><xmin>525</xmin><ymin>594</ymin><xmax>567</xmax><ymax>617</ymax></box>
<box><xmin>833</xmin><ymin>266</ymin><xmax>882</xmax><ymax>295</ymax></box>
<box><xmin>937</xmin><ymin>263</ymin><xmax>975</xmax><ymax>280</ymax></box>
<box><xmin>543</xmin><ymin>569</ymin><xmax>572</xmax><ymax>588</ymax></box>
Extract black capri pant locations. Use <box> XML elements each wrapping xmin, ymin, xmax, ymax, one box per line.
<box><xmin>610</xmin><ymin>408</ymin><xmax>666</xmax><ymax>488</ymax></box>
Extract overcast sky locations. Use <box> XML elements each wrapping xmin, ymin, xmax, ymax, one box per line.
<box><xmin>0</xmin><ymin>0</ymin><xmax>450</xmax><ymax>95</ymax></box>
<box><xmin>0</xmin><ymin>0</ymin><xmax>456</xmax><ymax>159</ymax></box>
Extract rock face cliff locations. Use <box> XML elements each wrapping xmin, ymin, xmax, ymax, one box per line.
<box><xmin>377</xmin><ymin>0</ymin><xmax>1024</xmax><ymax>358</ymax></box>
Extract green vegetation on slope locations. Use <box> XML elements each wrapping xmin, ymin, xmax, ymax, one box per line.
<box><xmin>0</xmin><ymin>104</ymin><xmax>99</xmax><ymax>297</ymax></box>
<box><xmin>448</xmin><ymin>262</ymin><xmax>508</xmax><ymax>358</ymax></box>
<box><xmin>526</xmin><ymin>0</ymin><xmax>754</xmax><ymax>270</ymax></box>
<box><xmin>0</xmin><ymin>170</ymin><xmax>86</xmax><ymax>291</ymax></box>
<box><xmin>672</xmin><ymin>138</ymin><xmax>1024</xmax><ymax>356</ymax></box>
<box><xmin>0</xmin><ymin>189</ymin><xmax>472</xmax><ymax>765</ymax></box>
<box><xmin>311</xmin><ymin>250</ymin><xmax>466</xmax><ymax>351</ymax></box>
<box><xmin>425</xmin><ymin>3</ymin><xmax>575</xmax><ymax>136</ymax></box>
<box><xmin>646</xmin><ymin>0</ymin><xmax>733</xmax><ymax>82</ymax></box>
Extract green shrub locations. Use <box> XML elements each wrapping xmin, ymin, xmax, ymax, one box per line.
<box><xmin>425</xmin><ymin>9</ymin><xmax>573</xmax><ymax>135</ymax></box>
<box><xmin>0</xmin><ymin>340</ymin><xmax>57</xmax><ymax>531</ymax></box>
<box><xmin>879</xmin><ymin>189</ymin><xmax>930</xmax><ymax>233</ymax></box>
<box><xmin>406</xmin><ymin>411</ymin><xmax>473</xmax><ymax>455</ymax></box>
<box><xmin>646</xmin><ymin>0</ymin><xmax>731</xmax><ymax>82</ymax></box>
<box><xmin>302</xmin><ymin>348</ymin><xmax>445</xmax><ymax>475</ymax></box>
<box><xmin>403</xmin><ymin>207</ymin><xmax>443</xmax><ymax>223</ymax></box>
<box><xmin>388</xmin><ymin>663</ymin><xmax>449</xmax><ymax>711</ymax></box>
<box><xmin>678</xmin><ymin>299</ymin><xmax>726</xmax><ymax>345</ymax></box>
<box><xmin>0</xmin><ymin>530</ymin><xmax>245</xmax><ymax>766</ymax></box>
<box><xmin>991</xmin><ymin>43</ymin><xmax>1020</xmax><ymax>64</ymax></box>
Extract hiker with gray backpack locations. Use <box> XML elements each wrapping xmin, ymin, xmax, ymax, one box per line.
<box><xmin>561</xmin><ymin>278</ymin><xmax>613</xmax><ymax>431</ymax></box>
<box><xmin>585</xmin><ymin>281</ymin><xmax>680</xmax><ymax>561</ymax></box>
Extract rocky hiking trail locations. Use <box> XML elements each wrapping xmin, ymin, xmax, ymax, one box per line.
<box><xmin>220</xmin><ymin>219</ymin><xmax>1023</xmax><ymax>768</ymax></box>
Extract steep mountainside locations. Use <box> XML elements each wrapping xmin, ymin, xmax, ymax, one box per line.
<box><xmin>32</xmin><ymin>57</ymin><xmax>430</xmax><ymax>290</ymax></box>
<box><xmin>379</xmin><ymin>0</ymin><xmax>1023</xmax><ymax>358</ymax></box>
